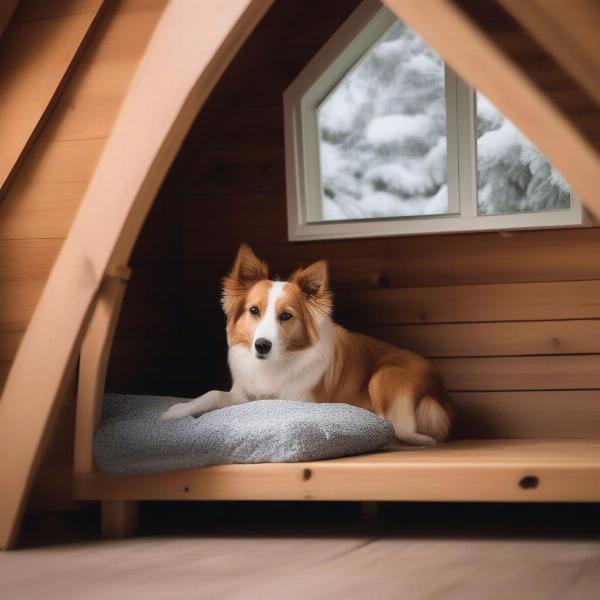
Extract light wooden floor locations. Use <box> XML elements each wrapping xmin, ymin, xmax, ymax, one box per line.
<box><xmin>3</xmin><ymin>535</ymin><xmax>600</xmax><ymax>600</ymax></box>
<box><xmin>2</xmin><ymin>502</ymin><xmax>600</xmax><ymax>599</ymax></box>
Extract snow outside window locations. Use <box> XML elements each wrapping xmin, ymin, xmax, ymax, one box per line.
<box><xmin>318</xmin><ymin>21</ymin><xmax>449</xmax><ymax>221</ymax></box>
<box><xmin>475</xmin><ymin>92</ymin><xmax>570</xmax><ymax>216</ymax></box>
<box><xmin>284</xmin><ymin>0</ymin><xmax>586</xmax><ymax>241</ymax></box>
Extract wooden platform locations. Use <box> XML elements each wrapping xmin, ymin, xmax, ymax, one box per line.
<box><xmin>76</xmin><ymin>439</ymin><xmax>600</xmax><ymax>503</ymax></box>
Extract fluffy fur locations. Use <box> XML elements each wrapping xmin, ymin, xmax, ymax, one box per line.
<box><xmin>163</xmin><ymin>244</ymin><xmax>453</xmax><ymax>445</ymax></box>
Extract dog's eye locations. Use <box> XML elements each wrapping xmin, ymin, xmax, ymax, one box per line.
<box><xmin>279</xmin><ymin>312</ymin><xmax>293</xmax><ymax>321</ymax></box>
<box><xmin>249</xmin><ymin>306</ymin><xmax>260</xmax><ymax>316</ymax></box>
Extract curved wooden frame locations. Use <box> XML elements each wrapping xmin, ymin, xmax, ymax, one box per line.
<box><xmin>74</xmin><ymin>266</ymin><xmax>137</xmax><ymax>538</ymax></box>
<box><xmin>1</xmin><ymin>0</ymin><xmax>599</xmax><ymax>549</ymax></box>
<box><xmin>74</xmin><ymin>266</ymin><xmax>130</xmax><ymax>479</ymax></box>
<box><xmin>0</xmin><ymin>0</ymin><xmax>273</xmax><ymax>550</ymax></box>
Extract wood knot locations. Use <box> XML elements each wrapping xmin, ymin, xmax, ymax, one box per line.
<box><xmin>518</xmin><ymin>475</ymin><xmax>539</xmax><ymax>490</ymax></box>
<box><xmin>302</xmin><ymin>468</ymin><xmax>312</xmax><ymax>481</ymax></box>
<box><xmin>551</xmin><ymin>337</ymin><xmax>560</xmax><ymax>348</ymax></box>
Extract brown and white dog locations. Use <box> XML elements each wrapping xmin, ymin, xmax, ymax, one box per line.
<box><xmin>163</xmin><ymin>244</ymin><xmax>453</xmax><ymax>445</ymax></box>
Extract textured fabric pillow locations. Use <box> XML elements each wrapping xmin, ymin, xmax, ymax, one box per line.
<box><xmin>94</xmin><ymin>393</ymin><xmax>395</xmax><ymax>476</ymax></box>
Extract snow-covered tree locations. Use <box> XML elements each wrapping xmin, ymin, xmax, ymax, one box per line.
<box><xmin>318</xmin><ymin>19</ymin><xmax>569</xmax><ymax>221</ymax></box>
<box><xmin>476</xmin><ymin>93</ymin><xmax>569</xmax><ymax>214</ymax></box>
<box><xmin>318</xmin><ymin>21</ymin><xmax>448</xmax><ymax>220</ymax></box>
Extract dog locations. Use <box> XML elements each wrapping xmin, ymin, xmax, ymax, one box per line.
<box><xmin>162</xmin><ymin>244</ymin><xmax>453</xmax><ymax>445</ymax></box>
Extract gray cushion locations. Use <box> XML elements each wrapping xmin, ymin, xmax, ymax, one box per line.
<box><xmin>94</xmin><ymin>394</ymin><xmax>395</xmax><ymax>476</ymax></box>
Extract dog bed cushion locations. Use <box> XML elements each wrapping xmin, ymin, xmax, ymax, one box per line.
<box><xmin>94</xmin><ymin>394</ymin><xmax>395</xmax><ymax>476</ymax></box>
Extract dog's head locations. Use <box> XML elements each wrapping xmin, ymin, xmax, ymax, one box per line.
<box><xmin>222</xmin><ymin>244</ymin><xmax>332</xmax><ymax>361</ymax></box>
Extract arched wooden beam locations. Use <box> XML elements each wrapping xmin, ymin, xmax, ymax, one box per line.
<box><xmin>0</xmin><ymin>0</ymin><xmax>272</xmax><ymax>550</ymax></box>
<box><xmin>383</xmin><ymin>0</ymin><xmax>600</xmax><ymax>218</ymax></box>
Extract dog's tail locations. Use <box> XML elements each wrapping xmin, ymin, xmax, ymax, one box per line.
<box><xmin>416</xmin><ymin>394</ymin><xmax>453</xmax><ymax>443</ymax></box>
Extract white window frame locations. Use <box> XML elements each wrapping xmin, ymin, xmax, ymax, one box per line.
<box><xmin>283</xmin><ymin>0</ymin><xmax>589</xmax><ymax>242</ymax></box>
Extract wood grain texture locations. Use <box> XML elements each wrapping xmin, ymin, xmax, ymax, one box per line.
<box><xmin>0</xmin><ymin>239</ymin><xmax>62</xmax><ymax>281</ymax></box>
<box><xmin>0</xmin><ymin>1</ymin><xmax>105</xmax><ymax>200</ymax></box>
<box><xmin>453</xmin><ymin>391</ymin><xmax>600</xmax><ymax>439</ymax></box>
<box><xmin>435</xmin><ymin>355</ymin><xmax>600</xmax><ymax>391</ymax></box>
<box><xmin>336</xmin><ymin>280</ymin><xmax>600</xmax><ymax>325</ymax></box>
<box><xmin>179</xmin><ymin>228</ymin><xmax>600</xmax><ymax>288</ymax></box>
<box><xmin>2</xmin><ymin>534</ymin><xmax>600</xmax><ymax>600</ymax></box>
<box><xmin>0</xmin><ymin>2</ymin><xmax>168</xmax><ymax>245</ymax></box>
<box><xmin>13</xmin><ymin>1</ymin><xmax>164</xmax><ymax>22</ymax></box>
<box><xmin>14</xmin><ymin>0</ymin><xmax>106</xmax><ymax>21</ymax></box>
<box><xmin>76</xmin><ymin>439</ymin><xmax>600</xmax><ymax>502</ymax></box>
<box><xmin>362</xmin><ymin>320</ymin><xmax>600</xmax><ymax>357</ymax></box>
<box><xmin>0</xmin><ymin>181</ymin><xmax>86</xmax><ymax>240</ymax></box>
<box><xmin>15</xmin><ymin>138</ymin><xmax>105</xmax><ymax>184</ymax></box>
<box><xmin>0</xmin><ymin>279</ymin><xmax>45</xmax><ymax>330</ymax></box>
<box><xmin>39</xmin><ymin>4</ymin><xmax>169</xmax><ymax>144</ymax></box>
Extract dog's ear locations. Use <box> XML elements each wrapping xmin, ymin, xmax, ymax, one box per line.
<box><xmin>290</xmin><ymin>260</ymin><xmax>328</xmax><ymax>295</ymax></box>
<box><xmin>228</xmin><ymin>244</ymin><xmax>268</xmax><ymax>286</ymax></box>
<box><xmin>289</xmin><ymin>260</ymin><xmax>332</xmax><ymax>314</ymax></box>
<box><xmin>222</xmin><ymin>244</ymin><xmax>268</xmax><ymax>320</ymax></box>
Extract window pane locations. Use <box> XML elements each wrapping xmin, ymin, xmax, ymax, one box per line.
<box><xmin>317</xmin><ymin>21</ymin><xmax>449</xmax><ymax>221</ymax></box>
<box><xmin>476</xmin><ymin>92</ymin><xmax>570</xmax><ymax>215</ymax></box>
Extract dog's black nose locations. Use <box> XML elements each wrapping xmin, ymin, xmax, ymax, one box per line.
<box><xmin>254</xmin><ymin>338</ymin><xmax>272</xmax><ymax>355</ymax></box>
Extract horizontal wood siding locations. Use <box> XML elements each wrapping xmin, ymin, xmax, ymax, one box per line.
<box><xmin>362</xmin><ymin>320</ymin><xmax>600</xmax><ymax>357</ymax></box>
<box><xmin>453</xmin><ymin>391</ymin><xmax>600</xmax><ymax>439</ymax></box>
<box><xmin>336</xmin><ymin>281</ymin><xmax>600</xmax><ymax>324</ymax></box>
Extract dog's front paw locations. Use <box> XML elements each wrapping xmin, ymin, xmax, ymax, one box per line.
<box><xmin>161</xmin><ymin>401</ymin><xmax>197</xmax><ymax>421</ymax></box>
<box><xmin>161</xmin><ymin>391</ymin><xmax>223</xmax><ymax>421</ymax></box>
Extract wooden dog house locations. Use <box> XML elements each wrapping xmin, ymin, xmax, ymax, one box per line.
<box><xmin>1</xmin><ymin>0</ymin><xmax>600</xmax><ymax>549</ymax></box>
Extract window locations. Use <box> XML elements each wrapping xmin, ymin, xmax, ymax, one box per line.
<box><xmin>284</xmin><ymin>0</ymin><xmax>587</xmax><ymax>241</ymax></box>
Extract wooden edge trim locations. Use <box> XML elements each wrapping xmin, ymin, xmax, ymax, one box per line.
<box><xmin>74</xmin><ymin>271</ymin><xmax>129</xmax><ymax>477</ymax></box>
<box><xmin>76</xmin><ymin>454</ymin><xmax>600</xmax><ymax>503</ymax></box>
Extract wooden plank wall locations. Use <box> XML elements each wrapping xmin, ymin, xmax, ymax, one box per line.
<box><xmin>109</xmin><ymin>0</ymin><xmax>600</xmax><ymax>441</ymax></box>
<box><xmin>0</xmin><ymin>0</ymin><xmax>167</xmax><ymax>511</ymax></box>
